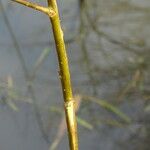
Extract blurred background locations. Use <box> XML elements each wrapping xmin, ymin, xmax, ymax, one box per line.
<box><xmin>0</xmin><ymin>0</ymin><xmax>150</xmax><ymax>150</ymax></box>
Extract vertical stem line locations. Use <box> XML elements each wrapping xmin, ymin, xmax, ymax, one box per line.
<box><xmin>47</xmin><ymin>0</ymin><xmax>78</xmax><ymax>150</ymax></box>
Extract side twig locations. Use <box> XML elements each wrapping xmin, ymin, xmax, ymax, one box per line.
<box><xmin>12</xmin><ymin>0</ymin><xmax>55</xmax><ymax>16</ymax></box>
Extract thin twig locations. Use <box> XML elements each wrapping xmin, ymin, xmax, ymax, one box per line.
<box><xmin>11</xmin><ymin>0</ymin><xmax>55</xmax><ymax>16</ymax></box>
<box><xmin>84</xmin><ymin>1</ymin><xmax>141</xmax><ymax>56</ymax></box>
<box><xmin>79</xmin><ymin>1</ymin><xmax>98</xmax><ymax>96</ymax></box>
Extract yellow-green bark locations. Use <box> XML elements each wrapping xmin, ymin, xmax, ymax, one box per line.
<box><xmin>12</xmin><ymin>0</ymin><xmax>79</xmax><ymax>149</ymax></box>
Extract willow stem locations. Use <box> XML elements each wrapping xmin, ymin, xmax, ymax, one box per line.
<box><xmin>12</xmin><ymin>0</ymin><xmax>79</xmax><ymax>150</ymax></box>
<box><xmin>47</xmin><ymin>0</ymin><xmax>78</xmax><ymax>149</ymax></box>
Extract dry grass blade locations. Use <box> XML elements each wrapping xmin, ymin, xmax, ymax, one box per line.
<box><xmin>96</xmin><ymin>119</ymin><xmax>125</xmax><ymax>127</ymax></box>
<box><xmin>49</xmin><ymin>115</ymin><xmax>66</xmax><ymax>150</ymax></box>
<box><xmin>117</xmin><ymin>69</ymin><xmax>142</xmax><ymax>101</ymax></box>
<box><xmin>6</xmin><ymin>75</ymin><xmax>19</xmax><ymax>111</ymax></box>
<box><xmin>0</xmin><ymin>76</ymin><xmax>32</xmax><ymax>112</ymax></box>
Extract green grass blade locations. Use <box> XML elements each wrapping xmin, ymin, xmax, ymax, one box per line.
<box><xmin>77</xmin><ymin>117</ymin><xmax>93</xmax><ymax>130</ymax></box>
<box><xmin>7</xmin><ymin>99</ymin><xmax>19</xmax><ymax>112</ymax></box>
<box><xmin>33</xmin><ymin>48</ymin><xmax>51</xmax><ymax>73</ymax></box>
<box><xmin>83</xmin><ymin>96</ymin><xmax>131</xmax><ymax>123</ymax></box>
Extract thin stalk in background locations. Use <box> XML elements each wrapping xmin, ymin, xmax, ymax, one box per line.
<box><xmin>0</xmin><ymin>0</ymin><xmax>50</xmax><ymax>143</ymax></box>
<box><xmin>12</xmin><ymin>0</ymin><xmax>79</xmax><ymax>150</ymax></box>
